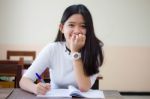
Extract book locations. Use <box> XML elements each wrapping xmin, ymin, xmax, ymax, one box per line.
<box><xmin>37</xmin><ymin>85</ymin><xmax>105</xmax><ymax>98</ymax></box>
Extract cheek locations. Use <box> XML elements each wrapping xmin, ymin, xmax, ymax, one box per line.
<box><xmin>64</xmin><ymin>29</ymin><xmax>73</xmax><ymax>39</ymax></box>
<box><xmin>82</xmin><ymin>29</ymin><xmax>86</xmax><ymax>35</ymax></box>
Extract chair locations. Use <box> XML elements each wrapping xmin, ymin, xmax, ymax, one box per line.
<box><xmin>0</xmin><ymin>64</ymin><xmax>22</xmax><ymax>88</ymax></box>
<box><xmin>6</xmin><ymin>50</ymin><xmax>49</xmax><ymax>82</ymax></box>
<box><xmin>7</xmin><ymin>50</ymin><xmax>36</xmax><ymax>69</ymax></box>
<box><xmin>7</xmin><ymin>50</ymin><xmax>36</xmax><ymax>60</ymax></box>
<box><xmin>0</xmin><ymin>59</ymin><xmax>24</xmax><ymax>88</ymax></box>
<box><xmin>91</xmin><ymin>74</ymin><xmax>103</xmax><ymax>89</ymax></box>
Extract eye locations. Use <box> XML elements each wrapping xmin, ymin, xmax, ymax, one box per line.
<box><xmin>81</xmin><ymin>24</ymin><xmax>86</xmax><ymax>28</ymax></box>
<box><xmin>68</xmin><ymin>24</ymin><xmax>74</xmax><ymax>27</ymax></box>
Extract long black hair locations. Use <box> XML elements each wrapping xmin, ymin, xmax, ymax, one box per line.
<box><xmin>55</xmin><ymin>4</ymin><xmax>104</xmax><ymax>76</ymax></box>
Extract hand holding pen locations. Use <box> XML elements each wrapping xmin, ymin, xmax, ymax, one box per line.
<box><xmin>35</xmin><ymin>73</ymin><xmax>50</xmax><ymax>95</ymax></box>
<box><xmin>35</xmin><ymin>73</ymin><xmax>45</xmax><ymax>83</ymax></box>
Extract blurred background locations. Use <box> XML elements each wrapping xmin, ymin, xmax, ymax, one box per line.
<box><xmin>0</xmin><ymin>0</ymin><xmax>150</xmax><ymax>92</ymax></box>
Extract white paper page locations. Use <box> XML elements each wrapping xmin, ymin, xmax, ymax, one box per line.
<box><xmin>68</xmin><ymin>85</ymin><xmax>80</xmax><ymax>94</ymax></box>
<box><xmin>81</xmin><ymin>89</ymin><xmax>105</xmax><ymax>98</ymax></box>
<box><xmin>68</xmin><ymin>85</ymin><xmax>104</xmax><ymax>98</ymax></box>
<box><xmin>68</xmin><ymin>85</ymin><xmax>84</xmax><ymax>97</ymax></box>
<box><xmin>37</xmin><ymin>89</ymin><xmax>71</xmax><ymax>97</ymax></box>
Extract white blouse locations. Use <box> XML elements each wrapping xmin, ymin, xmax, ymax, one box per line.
<box><xmin>23</xmin><ymin>42</ymin><xmax>98</xmax><ymax>89</ymax></box>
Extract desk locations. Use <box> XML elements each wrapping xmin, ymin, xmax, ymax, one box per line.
<box><xmin>0</xmin><ymin>88</ymin><xmax>123</xmax><ymax>99</ymax></box>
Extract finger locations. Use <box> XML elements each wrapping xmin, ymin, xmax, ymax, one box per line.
<box><xmin>75</xmin><ymin>34</ymin><xmax>79</xmax><ymax>40</ymax></box>
<box><xmin>78</xmin><ymin>34</ymin><xmax>85</xmax><ymax>41</ymax></box>
<box><xmin>45</xmin><ymin>83</ymin><xmax>51</xmax><ymax>90</ymax></box>
<box><xmin>36</xmin><ymin>84</ymin><xmax>43</xmax><ymax>95</ymax></box>
<box><xmin>38</xmin><ymin>84</ymin><xmax>46</xmax><ymax>94</ymax></box>
<box><xmin>71</xmin><ymin>33</ymin><xmax>76</xmax><ymax>41</ymax></box>
<box><xmin>82</xmin><ymin>34</ymin><xmax>86</xmax><ymax>42</ymax></box>
<box><xmin>40</xmin><ymin>83</ymin><xmax>49</xmax><ymax>91</ymax></box>
<box><xmin>78</xmin><ymin>34</ymin><xmax>82</xmax><ymax>38</ymax></box>
<box><xmin>38</xmin><ymin>83</ymin><xmax>49</xmax><ymax>95</ymax></box>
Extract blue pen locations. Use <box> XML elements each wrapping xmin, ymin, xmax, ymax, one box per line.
<box><xmin>35</xmin><ymin>73</ymin><xmax>45</xmax><ymax>83</ymax></box>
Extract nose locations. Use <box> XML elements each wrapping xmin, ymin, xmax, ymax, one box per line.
<box><xmin>73</xmin><ymin>27</ymin><xmax>81</xmax><ymax>35</ymax></box>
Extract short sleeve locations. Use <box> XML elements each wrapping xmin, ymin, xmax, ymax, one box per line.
<box><xmin>23</xmin><ymin>43</ymin><xmax>54</xmax><ymax>81</ymax></box>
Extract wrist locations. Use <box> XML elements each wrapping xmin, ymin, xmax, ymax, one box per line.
<box><xmin>71</xmin><ymin>48</ymin><xmax>81</xmax><ymax>53</ymax></box>
<box><xmin>71</xmin><ymin>50</ymin><xmax>79</xmax><ymax>53</ymax></box>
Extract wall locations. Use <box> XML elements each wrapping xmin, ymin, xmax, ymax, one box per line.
<box><xmin>100</xmin><ymin>46</ymin><xmax>150</xmax><ymax>91</ymax></box>
<box><xmin>0</xmin><ymin>0</ymin><xmax>150</xmax><ymax>91</ymax></box>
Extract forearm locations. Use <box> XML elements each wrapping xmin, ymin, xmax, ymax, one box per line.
<box><xmin>19</xmin><ymin>77</ymin><xmax>37</xmax><ymax>94</ymax></box>
<box><xmin>73</xmin><ymin>59</ymin><xmax>91</xmax><ymax>92</ymax></box>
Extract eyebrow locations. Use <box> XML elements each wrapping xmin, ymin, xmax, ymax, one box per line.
<box><xmin>68</xmin><ymin>21</ymin><xmax>85</xmax><ymax>25</ymax></box>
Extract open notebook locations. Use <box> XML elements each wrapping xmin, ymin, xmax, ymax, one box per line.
<box><xmin>37</xmin><ymin>85</ymin><xmax>104</xmax><ymax>98</ymax></box>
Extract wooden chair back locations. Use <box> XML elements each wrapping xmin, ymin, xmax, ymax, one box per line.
<box><xmin>0</xmin><ymin>64</ymin><xmax>22</xmax><ymax>88</ymax></box>
<box><xmin>7</xmin><ymin>50</ymin><xmax>36</xmax><ymax>60</ymax></box>
<box><xmin>6</xmin><ymin>50</ymin><xmax>49</xmax><ymax>83</ymax></box>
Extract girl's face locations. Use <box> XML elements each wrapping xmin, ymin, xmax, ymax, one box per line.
<box><xmin>60</xmin><ymin>14</ymin><xmax>86</xmax><ymax>48</ymax></box>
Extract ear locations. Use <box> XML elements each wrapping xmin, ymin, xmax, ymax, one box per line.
<box><xmin>59</xmin><ymin>24</ymin><xmax>64</xmax><ymax>34</ymax></box>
